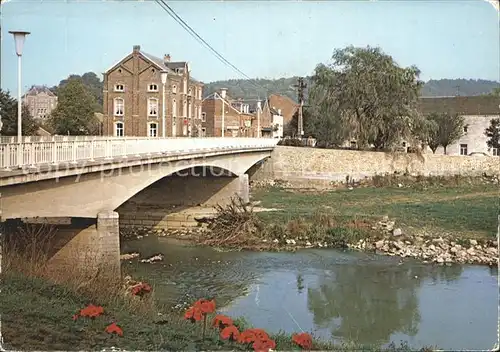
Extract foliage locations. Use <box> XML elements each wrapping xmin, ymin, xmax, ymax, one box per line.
<box><xmin>485</xmin><ymin>118</ymin><xmax>500</xmax><ymax>151</ymax></box>
<box><xmin>203</xmin><ymin>77</ymin><xmax>499</xmax><ymax>101</ymax></box>
<box><xmin>48</xmin><ymin>78</ymin><xmax>101</xmax><ymax>135</ymax></box>
<box><xmin>307</xmin><ymin>46</ymin><xmax>425</xmax><ymax>150</ymax></box>
<box><xmin>426</xmin><ymin>112</ymin><xmax>466</xmax><ymax>154</ymax></box>
<box><xmin>277</xmin><ymin>138</ymin><xmax>304</xmax><ymax>147</ymax></box>
<box><xmin>0</xmin><ymin>89</ymin><xmax>39</xmax><ymax>136</ymax></box>
<box><xmin>52</xmin><ymin>72</ymin><xmax>103</xmax><ymax>113</ymax></box>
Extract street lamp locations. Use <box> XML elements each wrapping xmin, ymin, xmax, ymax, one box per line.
<box><xmin>9</xmin><ymin>31</ymin><xmax>30</xmax><ymax>143</ymax></box>
<box><xmin>160</xmin><ymin>72</ymin><xmax>168</xmax><ymax>138</ymax></box>
<box><xmin>220</xmin><ymin>88</ymin><xmax>227</xmax><ymax>138</ymax></box>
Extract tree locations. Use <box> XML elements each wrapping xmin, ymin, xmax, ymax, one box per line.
<box><xmin>307</xmin><ymin>46</ymin><xmax>425</xmax><ymax>150</ymax></box>
<box><xmin>0</xmin><ymin>89</ymin><xmax>39</xmax><ymax>136</ymax></box>
<box><xmin>54</xmin><ymin>72</ymin><xmax>103</xmax><ymax>112</ymax></box>
<box><xmin>429</xmin><ymin>112</ymin><xmax>465</xmax><ymax>155</ymax></box>
<box><xmin>485</xmin><ymin>118</ymin><xmax>500</xmax><ymax>153</ymax></box>
<box><xmin>48</xmin><ymin>79</ymin><xmax>100</xmax><ymax>135</ymax></box>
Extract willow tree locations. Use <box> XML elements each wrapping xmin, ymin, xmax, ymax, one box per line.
<box><xmin>308</xmin><ymin>46</ymin><xmax>426</xmax><ymax>150</ymax></box>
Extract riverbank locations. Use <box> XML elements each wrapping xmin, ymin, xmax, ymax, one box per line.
<box><xmin>1</xmin><ymin>270</ymin><xmax>435</xmax><ymax>351</ymax></box>
<box><xmin>120</xmin><ymin>178</ymin><xmax>498</xmax><ymax>266</ymax></box>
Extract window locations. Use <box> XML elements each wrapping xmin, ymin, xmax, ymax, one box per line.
<box><xmin>188</xmin><ymin>101</ymin><xmax>192</xmax><ymax>119</ymax></box>
<box><xmin>148</xmin><ymin>122</ymin><xmax>158</xmax><ymax>137</ymax></box>
<box><xmin>115</xmin><ymin>122</ymin><xmax>124</xmax><ymax>137</ymax></box>
<box><xmin>463</xmin><ymin>126</ymin><xmax>468</xmax><ymax>133</ymax></box>
<box><xmin>183</xmin><ymin>79</ymin><xmax>187</xmax><ymax>94</ymax></box>
<box><xmin>114</xmin><ymin>84</ymin><xmax>124</xmax><ymax>92</ymax></box>
<box><xmin>198</xmin><ymin>88</ymin><xmax>202</xmax><ymax>100</ymax></box>
<box><xmin>172</xmin><ymin>85</ymin><xmax>177</xmax><ymax>94</ymax></box>
<box><xmin>148</xmin><ymin>84</ymin><xmax>158</xmax><ymax>92</ymax></box>
<box><xmin>201</xmin><ymin>127</ymin><xmax>206</xmax><ymax>136</ymax></box>
<box><xmin>172</xmin><ymin>99</ymin><xmax>177</xmax><ymax>117</ymax></box>
<box><xmin>201</xmin><ymin>112</ymin><xmax>206</xmax><ymax>122</ymax></box>
<box><xmin>148</xmin><ymin>98</ymin><xmax>158</xmax><ymax>116</ymax></box>
<box><xmin>493</xmin><ymin>148</ymin><xmax>498</xmax><ymax>156</ymax></box>
<box><xmin>114</xmin><ymin>98</ymin><xmax>124</xmax><ymax>116</ymax></box>
<box><xmin>402</xmin><ymin>142</ymin><xmax>407</xmax><ymax>148</ymax></box>
<box><xmin>183</xmin><ymin>100</ymin><xmax>187</xmax><ymax>117</ymax></box>
<box><xmin>460</xmin><ymin>144</ymin><xmax>468</xmax><ymax>156</ymax></box>
<box><xmin>198</xmin><ymin>105</ymin><xmax>202</xmax><ymax>119</ymax></box>
<box><xmin>188</xmin><ymin>87</ymin><xmax>192</xmax><ymax>96</ymax></box>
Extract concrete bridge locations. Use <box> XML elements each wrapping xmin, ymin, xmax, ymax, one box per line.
<box><xmin>0</xmin><ymin>136</ymin><xmax>278</xmax><ymax>279</ymax></box>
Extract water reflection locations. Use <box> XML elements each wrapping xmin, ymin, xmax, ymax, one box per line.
<box><xmin>307</xmin><ymin>263</ymin><xmax>425</xmax><ymax>345</ymax></box>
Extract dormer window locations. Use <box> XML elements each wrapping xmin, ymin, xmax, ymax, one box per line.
<box><xmin>148</xmin><ymin>84</ymin><xmax>158</xmax><ymax>92</ymax></box>
<box><xmin>114</xmin><ymin>84</ymin><xmax>124</xmax><ymax>92</ymax></box>
<box><xmin>463</xmin><ymin>126</ymin><xmax>468</xmax><ymax>133</ymax></box>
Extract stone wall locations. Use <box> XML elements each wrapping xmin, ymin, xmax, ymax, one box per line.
<box><xmin>252</xmin><ymin>146</ymin><xmax>500</xmax><ymax>187</ymax></box>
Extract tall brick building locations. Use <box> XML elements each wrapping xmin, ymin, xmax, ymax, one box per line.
<box><xmin>102</xmin><ymin>45</ymin><xmax>204</xmax><ymax>137</ymax></box>
<box><xmin>22</xmin><ymin>85</ymin><xmax>58</xmax><ymax>120</ymax></box>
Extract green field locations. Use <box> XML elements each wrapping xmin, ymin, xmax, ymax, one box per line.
<box><xmin>252</xmin><ymin>183</ymin><xmax>499</xmax><ymax>239</ymax></box>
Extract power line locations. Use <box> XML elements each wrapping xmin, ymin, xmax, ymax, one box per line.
<box><xmin>154</xmin><ymin>0</ymin><xmax>267</xmax><ymax>99</ymax></box>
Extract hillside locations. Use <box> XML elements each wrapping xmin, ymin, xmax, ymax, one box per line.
<box><xmin>203</xmin><ymin>78</ymin><xmax>499</xmax><ymax>101</ymax></box>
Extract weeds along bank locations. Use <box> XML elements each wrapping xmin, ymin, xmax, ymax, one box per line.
<box><xmin>250</xmin><ymin>146</ymin><xmax>500</xmax><ymax>189</ymax></box>
<box><xmin>121</xmin><ymin>175</ymin><xmax>499</xmax><ymax>266</ymax></box>
<box><xmin>1</xmin><ymin>227</ymin><xmax>433</xmax><ymax>351</ymax></box>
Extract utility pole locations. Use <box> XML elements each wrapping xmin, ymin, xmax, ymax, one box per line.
<box><xmin>454</xmin><ymin>85</ymin><xmax>460</xmax><ymax>97</ymax></box>
<box><xmin>294</xmin><ymin>77</ymin><xmax>307</xmax><ymax>138</ymax></box>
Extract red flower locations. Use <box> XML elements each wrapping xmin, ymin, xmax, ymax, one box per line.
<box><xmin>220</xmin><ymin>325</ymin><xmax>240</xmax><ymax>341</ymax></box>
<box><xmin>130</xmin><ymin>282</ymin><xmax>152</xmax><ymax>297</ymax></box>
<box><xmin>213</xmin><ymin>314</ymin><xmax>234</xmax><ymax>329</ymax></box>
<box><xmin>105</xmin><ymin>322</ymin><xmax>123</xmax><ymax>337</ymax></box>
<box><xmin>184</xmin><ymin>306</ymin><xmax>203</xmax><ymax>322</ymax></box>
<box><xmin>193</xmin><ymin>299</ymin><xmax>216</xmax><ymax>314</ymax></box>
<box><xmin>292</xmin><ymin>332</ymin><xmax>313</xmax><ymax>350</ymax></box>
<box><xmin>253</xmin><ymin>338</ymin><xmax>276</xmax><ymax>352</ymax></box>
<box><xmin>77</xmin><ymin>304</ymin><xmax>104</xmax><ymax>319</ymax></box>
<box><xmin>237</xmin><ymin>328</ymin><xmax>270</xmax><ymax>344</ymax></box>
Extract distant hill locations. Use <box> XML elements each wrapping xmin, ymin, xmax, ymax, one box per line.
<box><xmin>203</xmin><ymin>78</ymin><xmax>499</xmax><ymax>101</ymax></box>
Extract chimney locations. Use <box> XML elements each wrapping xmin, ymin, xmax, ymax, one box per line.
<box><xmin>133</xmin><ymin>45</ymin><xmax>141</xmax><ymax>53</ymax></box>
<box><xmin>164</xmin><ymin>54</ymin><xmax>171</xmax><ymax>62</ymax></box>
<box><xmin>257</xmin><ymin>101</ymin><xmax>262</xmax><ymax>110</ymax></box>
<box><xmin>220</xmin><ymin>88</ymin><xmax>227</xmax><ymax>99</ymax></box>
<box><xmin>278</xmin><ymin>109</ymin><xmax>282</xmax><ymax>115</ymax></box>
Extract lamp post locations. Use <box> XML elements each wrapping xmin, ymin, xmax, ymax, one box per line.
<box><xmin>160</xmin><ymin>72</ymin><xmax>167</xmax><ymax>138</ymax></box>
<box><xmin>9</xmin><ymin>31</ymin><xmax>30</xmax><ymax>141</ymax></box>
<box><xmin>220</xmin><ymin>88</ymin><xmax>227</xmax><ymax>138</ymax></box>
<box><xmin>257</xmin><ymin>100</ymin><xmax>261</xmax><ymax>138</ymax></box>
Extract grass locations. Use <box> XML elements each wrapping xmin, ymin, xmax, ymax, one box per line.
<box><xmin>253</xmin><ymin>181</ymin><xmax>499</xmax><ymax>239</ymax></box>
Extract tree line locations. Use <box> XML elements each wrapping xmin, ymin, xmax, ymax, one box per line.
<box><xmin>0</xmin><ymin>72</ymin><xmax>104</xmax><ymax>136</ymax></box>
<box><xmin>284</xmin><ymin>45</ymin><xmax>499</xmax><ymax>155</ymax></box>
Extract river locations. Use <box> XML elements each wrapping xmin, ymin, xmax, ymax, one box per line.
<box><xmin>121</xmin><ymin>236</ymin><xmax>499</xmax><ymax>351</ymax></box>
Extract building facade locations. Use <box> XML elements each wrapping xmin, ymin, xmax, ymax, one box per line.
<box><xmin>201</xmin><ymin>89</ymin><xmax>255</xmax><ymax>137</ymax></box>
<box><xmin>22</xmin><ymin>86</ymin><xmax>58</xmax><ymax>120</ymax></box>
<box><xmin>418</xmin><ymin>96</ymin><xmax>500</xmax><ymax>156</ymax></box>
<box><xmin>102</xmin><ymin>45</ymin><xmax>204</xmax><ymax>137</ymax></box>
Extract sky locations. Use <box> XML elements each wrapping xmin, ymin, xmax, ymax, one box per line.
<box><xmin>0</xmin><ymin>0</ymin><xmax>499</xmax><ymax>95</ymax></box>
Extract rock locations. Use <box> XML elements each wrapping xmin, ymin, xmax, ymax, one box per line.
<box><xmin>120</xmin><ymin>253</ymin><xmax>139</xmax><ymax>260</ymax></box>
<box><xmin>493</xmin><ymin>240</ymin><xmax>498</xmax><ymax>247</ymax></box>
<box><xmin>470</xmin><ymin>239</ymin><xmax>478</xmax><ymax>246</ymax></box>
<box><xmin>397</xmin><ymin>183</ymin><xmax>403</xmax><ymax>188</ymax></box>
<box><xmin>306</xmin><ymin>241</ymin><xmax>312</xmax><ymax>247</ymax></box>
<box><xmin>428</xmin><ymin>244</ymin><xmax>436</xmax><ymax>251</ymax></box>
<box><xmin>273</xmin><ymin>239</ymin><xmax>279</xmax><ymax>243</ymax></box>
<box><xmin>393</xmin><ymin>228</ymin><xmax>402</xmax><ymax>236</ymax></box>
<box><xmin>466</xmin><ymin>247</ymin><xmax>475</xmax><ymax>256</ymax></box>
<box><xmin>436</xmin><ymin>257</ymin><xmax>444</xmax><ymax>263</ymax></box>
<box><xmin>393</xmin><ymin>241</ymin><xmax>404</xmax><ymax>250</ymax></box>
<box><xmin>375</xmin><ymin>240</ymin><xmax>385</xmax><ymax>249</ymax></box>
<box><xmin>450</xmin><ymin>246</ymin><xmax>458</xmax><ymax>254</ymax></box>
<box><xmin>140</xmin><ymin>254</ymin><xmax>164</xmax><ymax>263</ymax></box>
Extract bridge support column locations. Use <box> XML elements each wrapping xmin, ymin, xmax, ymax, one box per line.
<box><xmin>238</xmin><ymin>174</ymin><xmax>249</xmax><ymax>204</ymax></box>
<box><xmin>45</xmin><ymin>211</ymin><xmax>120</xmax><ymax>282</ymax></box>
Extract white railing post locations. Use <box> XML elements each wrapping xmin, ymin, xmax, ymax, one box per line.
<box><xmin>51</xmin><ymin>140</ymin><xmax>58</xmax><ymax>165</ymax></box>
<box><xmin>105</xmin><ymin>139</ymin><xmax>112</xmax><ymax>160</ymax></box>
<box><xmin>89</xmin><ymin>140</ymin><xmax>95</xmax><ymax>162</ymax></box>
<box><xmin>71</xmin><ymin>141</ymin><xmax>77</xmax><ymax>164</ymax></box>
<box><xmin>29</xmin><ymin>142</ymin><xmax>36</xmax><ymax>168</ymax></box>
<box><xmin>4</xmin><ymin>144</ymin><xmax>11</xmax><ymax>170</ymax></box>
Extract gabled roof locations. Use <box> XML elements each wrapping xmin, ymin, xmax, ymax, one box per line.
<box><xmin>418</xmin><ymin>96</ymin><xmax>500</xmax><ymax>116</ymax></box>
<box><xmin>23</xmin><ymin>85</ymin><xmax>57</xmax><ymax>98</ymax></box>
<box><xmin>140</xmin><ymin>51</ymin><xmax>176</xmax><ymax>74</ymax></box>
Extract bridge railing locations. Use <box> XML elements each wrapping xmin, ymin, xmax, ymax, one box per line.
<box><xmin>0</xmin><ymin>137</ymin><xmax>278</xmax><ymax>169</ymax></box>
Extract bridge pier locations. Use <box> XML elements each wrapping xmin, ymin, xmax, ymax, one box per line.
<box><xmin>238</xmin><ymin>174</ymin><xmax>250</xmax><ymax>204</ymax></box>
<box><xmin>46</xmin><ymin>211</ymin><xmax>120</xmax><ymax>282</ymax></box>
